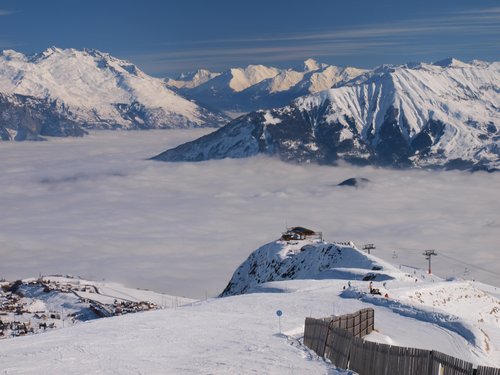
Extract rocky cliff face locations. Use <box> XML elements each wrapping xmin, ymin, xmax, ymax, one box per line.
<box><xmin>0</xmin><ymin>93</ymin><xmax>86</xmax><ymax>141</ymax></box>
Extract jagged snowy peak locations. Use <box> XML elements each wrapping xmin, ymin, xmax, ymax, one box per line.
<box><xmin>228</xmin><ymin>65</ymin><xmax>281</xmax><ymax>92</ymax></box>
<box><xmin>0</xmin><ymin>47</ymin><xmax>227</xmax><ymax>139</ymax></box>
<box><xmin>469</xmin><ymin>59</ymin><xmax>496</xmax><ymax>68</ymax></box>
<box><xmin>169</xmin><ymin>59</ymin><xmax>366</xmax><ymax>113</ymax></box>
<box><xmin>154</xmin><ymin>59</ymin><xmax>500</xmax><ymax>171</ymax></box>
<box><xmin>185</xmin><ymin>64</ymin><xmax>280</xmax><ymax>94</ymax></box>
<box><xmin>259</xmin><ymin>69</ymin><xmax>305</xmax><ymax>93</ymax></box>
<box><xmin>166</xmin><ymin>69</ymin><xmax>221</xmax><ymax>89</ymax></box>
<box><xmin>308</xmin><ymin>65</ymin><xmax>367</xmax><ymax>92</ymax></box>
<box><xmin>165</xmin><ymin>64</ymin><xmax>282</xmax><ymax>114</ymax></box>
<box><xmin>433</xmin><ymin>57</ymin><xmax>472</xmax><ymax>68</ymax></box>
<box><xmin>300</xmin><ymin>58</ymin><xmax>329</xmax><ymax>72</ymax></box>
<box><xmin>245</xmin><ymin>65</ymin><xmax>366</xmax><ymax>95</ymax></box>
<box><xmin>220</xmin><ymin>237</ymin><xmax>402</xmax><ymax>297</ymax></box>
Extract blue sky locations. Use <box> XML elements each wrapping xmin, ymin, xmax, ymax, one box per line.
<box><xmin>0</xmin><ymin>0</ymin><xmax>499</xmax><ymax>77</ymax></box>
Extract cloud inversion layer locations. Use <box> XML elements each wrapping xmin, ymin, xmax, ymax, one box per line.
<box><xmin>0</xmin><ymin>130</ymin><xmax>498</xmax><ymax>298</ymax></box>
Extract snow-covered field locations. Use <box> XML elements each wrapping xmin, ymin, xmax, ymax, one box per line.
<box><xmin>0</xmin><ymin>283</ymin><xmax>349</xmax><ymax>374</ymax></box>
<box><xmin>0</xmin><ymin>253</ymin><xmax>499</xmax><ymax>373</ymax></box>
<box><xmin>0</xmin><ymin>129</ymin><xmax>499</xmax><ymax>299</ymax></box>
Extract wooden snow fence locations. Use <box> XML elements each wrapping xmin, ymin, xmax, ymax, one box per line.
<box><xmin>303</xmin><ymin>309</ymin><xmax>374</xmax><ymax>362</ymax></box>
<box><xmin>349</xmin><ymin>339</ymin><xmax>432</xmax><ymax>375</ymax></box>
<box><xmin>476</xmin><ymin>367</ymin><xmax>500</xmax><ymax>375</ymax></box>
<box><xmin>323</xmin><ymin>326</ymin><xmax>353</xmax><ymax>369</ymax></box>
<box><xmin>303</xmin><ymin>309</ymin><xmax>499</xmax><ymax>375</ymax></box>
<box><xmin>429</xmin><ymin>351</ymin><xmax>474</xmax><ymax>375</ymax></box>
<box><xmin>329</xmin><ymin>308</ymin><xmax>375</xmax><ymax>338</ymax></box>
<box><xmin>303</xmin><ymin>317</ymin><xmax>331</xmax><ymax>356</ymax></box>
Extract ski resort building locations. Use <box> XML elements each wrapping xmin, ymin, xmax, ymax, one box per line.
<box><xmin>281</xmin><ymin>226</ymin><xmax>322</xmax><ymax>241</ymax></box>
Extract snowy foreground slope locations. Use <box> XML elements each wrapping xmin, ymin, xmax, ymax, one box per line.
<box><xmin>220</xmin><ymin>237</ymin><xmax>500</xmax><ymax>368</ymax></box>
<box><xmin>1</xmin><ymin>238</ymin><xmax>499</xmax><ymax>374</ymax></box>
<box><xmin>0</xmin><ymin>48</ymin><xmax>227</xmax><ymax>140</ymax></box>
<box><xmin>155</xmin><ymin>59</ymin><xmax>500</xmax><ymax>171</ymax></box>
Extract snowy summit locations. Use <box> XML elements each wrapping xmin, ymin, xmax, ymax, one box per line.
<box><xmin>0</xmin><ymin>47</ymin><xmax>227</xmax><ymax>140</ymax></box>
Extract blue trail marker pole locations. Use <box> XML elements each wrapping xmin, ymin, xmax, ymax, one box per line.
<box><xmin>276</xmin><ymin>310</ymin><xmax>283</xmax><ymax>334</ymax></box>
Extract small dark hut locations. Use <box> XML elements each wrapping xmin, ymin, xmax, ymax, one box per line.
<box><xmin>281</xmin><ymin>226</ymin><xmax>322</xmax><ymax>241</ymax></box>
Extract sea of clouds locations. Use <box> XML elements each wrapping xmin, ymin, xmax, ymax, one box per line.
<box><xmin>0</xmin><ymin>130</ymin><xmax>498</xmax><ymax>298</ymax></box>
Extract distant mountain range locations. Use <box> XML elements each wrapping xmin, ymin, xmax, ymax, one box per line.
<box><xmin>1</xmin><ymin>49</ymin><xmax>498</xmax><ymax>172</ymax></box>
<box><xmin>0</xmin><ymin>47</ymin><xmax>228</xmax><ymax>140</ymax></box>
<box><xmin>166</xmin><ymin>58</ymin><xmax>366</xmax><ymax>114</ymax></box>
<box><xmin>154</xmin><ymin>58</ymin><xmax>500</xmax><ymax>171</ymax></box>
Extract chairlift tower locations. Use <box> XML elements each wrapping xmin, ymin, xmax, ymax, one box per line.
<box><xmin>423</xmin><ymin>249</ymin><xmax>437</xmax><ymax>274</ymax></box>
<box><xmin>363</xmin><ymin>244</ymin><xmax>375</xmax><ymax>255</ymax></box>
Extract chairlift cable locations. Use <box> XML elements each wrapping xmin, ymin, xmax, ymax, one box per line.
<box><xmin>438</xmin><ymin>252</ymin><xmax>500</xmax><ymax>277</ymax></box>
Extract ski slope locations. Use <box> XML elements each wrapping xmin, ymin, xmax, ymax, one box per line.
<box><xmin>1</xmin><ymin>241</ymin><xmax>499</xmax><ymax>374</ymax></box>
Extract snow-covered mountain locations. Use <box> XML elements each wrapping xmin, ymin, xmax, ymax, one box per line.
<box><xmin>154</xmin><ymin>59</ymin><xmax>500</xmax><ymax>171</ymax></box>
<box><xmin>166</xmin><ymin>69</ymin><xmax>221</xmax><ymax>89</ymax></box>
<box><xmin>220</xmin><ymin>234</ymin><xmax>399</xmax><ymax>297</ymax></box>
<box><xmin>0</xmin><ymin>47</ymin><xmax>227</xmax><ymax>140</ymax></box>
<box><xmin>1</xmin><ymin>232</ymin><xmax>499</xmax><ymax>373</ymax></box>
<box><xmin>167</xmin><ymin>59</ymin><xmax>366</xmax><ymax>114</ymax></box>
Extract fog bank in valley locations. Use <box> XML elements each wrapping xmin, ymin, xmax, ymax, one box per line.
<box><xmin>0</xmin><ymin>130</ymin><xmax>498</xmax><ymax>298</ymax></box>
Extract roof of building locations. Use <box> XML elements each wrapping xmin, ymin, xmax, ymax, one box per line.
<box><xmin>288</xmin><ymin>227</ymin><xmax>316</xmax><ymax>235</ymax></box>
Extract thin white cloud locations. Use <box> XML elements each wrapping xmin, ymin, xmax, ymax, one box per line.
<box><xmin>132</xmin><ymin>5</ymin><xmax>500</xmax><ymax>75</ymax></box>
<box><xmin>131</xmin><ymin>41</ymin><xmax>402</xmax><ymax>74</ymax></box>
<box><xmin>457</xmin><ymin>6</ymin><xmax>500</xmax><ymax>15</ymax></box>
<box><xmin>163</xmin><ymin>6</ymin><xmax>500</xmax><ymax>46</ymax></box>
<box><xmin>0</xmin><ymin>9</ymin><xmax>14</xmax><ymax>16</ymax></box>
<box><xmin>0</xmin><ymin>131</ymin><xmax>498</xmax><ymax>299</ymax></box>
<box><xmin>134</xmin><ymin>41</ymin><xmax>400</xmax><ymax>67</ymax></box>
